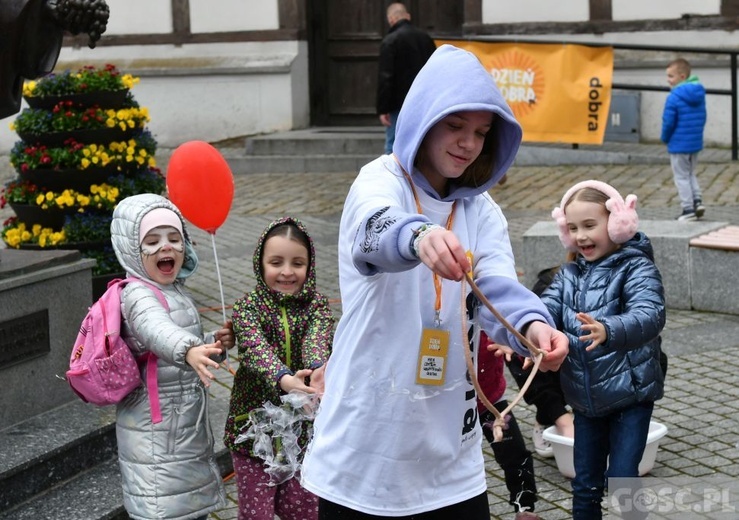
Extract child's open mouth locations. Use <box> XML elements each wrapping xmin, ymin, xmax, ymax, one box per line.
<box><xmin>158</xmin><ymin>258</ymin><xmax>175</xmax><ymax>274</ymax></box>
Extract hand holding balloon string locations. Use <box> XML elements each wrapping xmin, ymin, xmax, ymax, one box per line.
<box><xmin>167</xmin><ymin>141</ymin><xmax>235</xmax><ymax>369</ymax></box>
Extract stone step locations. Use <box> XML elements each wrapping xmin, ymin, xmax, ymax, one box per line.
<box><xmin>244</xmin><ymin>127</ymin><xmax>385</xmax><ymax>157</ymax></box>
<box><xmin>173</xmin><ymin>127</ymin><xmax>730</xmax><ymax>175</ymax></box>
<box><xmin>0</xmin><ymin>399</ymin><xmax>118</xmax><ymax>514</ymax></box>
<box><xmin>0</xmin><ymin>380</ymin><xmax>234</xmax><ymax>519</ymax></box>
<box><xmin>0</xmin><ymin>458</ymin><xmax>128</xmax><ymax>520</ymax></box>
<box><xmin>218</xmin><ymin>126</ymin><xmax>677</xmax><ymax>175</ymax></box>
<box><xmin>225</xmin><ymin>154</ymin><xmax>378</xmax><ymax>174</ymax></box>
<box><xmin>221</xmin><ymin>147</ymin><xmax>667</xmax><ymax>175</ymax></box>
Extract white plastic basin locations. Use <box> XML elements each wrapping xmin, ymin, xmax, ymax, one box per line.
<box><xmin>542</xmin><ymin>420</ymin><xmax>668</xmax><ymax>479</ymax></box>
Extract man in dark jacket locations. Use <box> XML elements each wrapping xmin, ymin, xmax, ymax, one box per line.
<box><xmin>376</xmin><ymin>3</ymin><xmax>436</xmax><ymax>154</ymax></box>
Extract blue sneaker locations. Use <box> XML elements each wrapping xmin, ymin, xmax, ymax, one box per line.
<box><xmin>677</xmin><ymin>209</ymin><xmax>697</xmax><ymax>221</ymax></box>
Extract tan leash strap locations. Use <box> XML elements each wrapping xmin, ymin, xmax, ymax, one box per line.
<box><xmin>461</xmin><ymin>273</ymin><xmax>545</xmax><ymax>442</ymax></box>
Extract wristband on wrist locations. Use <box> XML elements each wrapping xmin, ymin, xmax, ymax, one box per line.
<box><xmin>412</xmin><ymin>223</ymin><xmax>443</xmax><ymax>258</ymax></box>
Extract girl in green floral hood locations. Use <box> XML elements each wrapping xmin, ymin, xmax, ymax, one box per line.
<box><xmin>224</xmin><ymin>216</ymin><xmax>334</xmax><ymax>520</ymax></box>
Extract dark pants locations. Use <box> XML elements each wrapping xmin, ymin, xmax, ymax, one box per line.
<box><xmin>572</xmin><ymin>402</ymin><xmax>654</xmax><ymax>520</ymax></box>
<box><xmin>318</xmin><ymin>492</ymin><xmax>489</xmax><ymax>519</ymax></box>
<box><xmin>480</xmin><ymin>401</ymin><xmax>538</xmax><ymax>513</ymax></box>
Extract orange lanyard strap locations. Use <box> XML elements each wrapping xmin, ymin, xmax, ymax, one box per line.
<box><xmin>401</xmin><ymin>168</ymin><xmax>455</xmax><ymax>325</ymax></box>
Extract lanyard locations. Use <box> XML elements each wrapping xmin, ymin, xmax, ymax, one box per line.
<box><xmin>399</xmin><ymin>166</ymin><xmax>456</xmax><ymax>326</ymax></box>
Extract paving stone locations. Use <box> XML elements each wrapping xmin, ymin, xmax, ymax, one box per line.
<box><xmin>2</xmin><ymin>139</ymin><xmax>739</xmax><ymax>519</ymax></box>
<box><xmin>195</xmin><ymin>153</ymin><xmax>739</xmax><ymax>519</ymax></box>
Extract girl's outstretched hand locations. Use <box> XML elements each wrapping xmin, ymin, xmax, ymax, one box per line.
<box><xmin>279</xmin><ymin>369</ymin><xmax>317</xmax><ymax>394</ymax></box>
<box><xmin>576</xmin><ymin>312</ymin><xmax>607</xmax><ymax>351</ymax></box>
<box><xmin>308</xmin><ymin>364</ymin><xmax>327</xmax><ymax>396</ymax></box>
<box><xmin>214</xmin><ymin>320</ymin><xmax>234</xmax><ymax>352</ymax></box>
<box><xmin>524</xmin><ymin>321</ymin><xmax>569</xmax><ymax>371</ymax></box>
<box><xmin>485</xmin><ymin>341</ymin><xmax>515</xmax><ymax>361</ymax></box>
<box><xmin>186</xmin><ymin>341</ymin><xmax>223</xmax><ymax>387</ymax></box>
<box><xmin>416</xmin><ymin>228</ymin><xmax>471</xmax><ymax>281</ymax></box>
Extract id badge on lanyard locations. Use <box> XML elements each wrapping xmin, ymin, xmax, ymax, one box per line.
<box><xmin>415</xmin><ymin>251</ymin><xmax>474</xmax><ymax>386</ymax></box>
<box><xmin>415</xmin><ymin>325</ymin><xmax>451</xmax><ymax>386</ymax></box>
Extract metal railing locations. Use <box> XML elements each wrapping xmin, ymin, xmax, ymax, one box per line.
<box><xmin>460</xmin><ymin>38</ymin><xmax>739</xmax><ymax>160</ymax></box>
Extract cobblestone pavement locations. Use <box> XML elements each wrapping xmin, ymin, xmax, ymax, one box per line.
<box><xmin>180</xmin><ymin>162</ymin><xmax>739</xmax><ymax>519</ymax></box>
<box><xmin>3</xmin><ymin>159</ymin><xmax>736</xmax><ymax>518</ymax></box>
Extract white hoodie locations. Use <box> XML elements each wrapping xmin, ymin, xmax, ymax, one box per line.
<box><xmin>301</xmin><ymin>44</ymin><xmax>554</xmax><ymax>516</ymax></box>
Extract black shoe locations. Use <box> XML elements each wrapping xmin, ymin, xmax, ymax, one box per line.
<box><xmin>677</xmin><ymin>209</ymin><xmax>697</xmax><ymax>221</ymax></box>
<box><xmin>694</xmin><ymin>200</ymin><xmax>705</xmax><ymax>218</ymax></box>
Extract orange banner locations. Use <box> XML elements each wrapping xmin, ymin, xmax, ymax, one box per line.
<box><xmin>436</xmin><ymin>40</ymin><xmax>614</xmax><ymax>145</ymax></box>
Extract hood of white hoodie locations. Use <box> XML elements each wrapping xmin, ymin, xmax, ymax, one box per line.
<box><xmin>393</xmin><ymin>44</ymin><xmax>522</xmax><ymax>200</ymax></box>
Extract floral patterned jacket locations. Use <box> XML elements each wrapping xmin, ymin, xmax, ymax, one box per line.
<box><xmin>223</xmin><ymin>217</ymin><xmax>334</xmax><ymax>456</ymax></box>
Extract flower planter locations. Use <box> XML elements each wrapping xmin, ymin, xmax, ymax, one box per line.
<box><xmin>18</xmin><ymin>239</ymin><xmax>122</xmax><ymax>280</ymax></box>
<box><xmin>9</xmin><ymin>203</ymin><xmax>76</xmax><ymax>229</ymax></box>
<box><xmin>5</xmin><ymin>64</ymin><xmax>158</xmax><ymax>280</ymax></box>
<box><xmin>17</xmin><ymin>127</ymin><xmax>141</xmax><ymax>147</ymax></box>
<box><xmin>24</xmin><ymin>89</ymin><xmax>129</xmax><ymax>110</ymax></box>
<box><xmin>18</xmin><ymin>239</ymin><xmax>112</xmax><ymax>252</ymax></box>
<box><xmin>19</xmin><ymin>167</ymin><xmax>119</xmax><ymax>192</ymax></box>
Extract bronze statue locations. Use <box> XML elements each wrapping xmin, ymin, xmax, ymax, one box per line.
<box><xmin>0</xmin><ymin>0</ymin><xmax>109</xmax><ymax>119</ymax></box>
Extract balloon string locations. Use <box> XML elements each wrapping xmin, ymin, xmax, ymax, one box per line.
<box><xmin>211</xmin><ymin>232</ymin><xmax>232</xmax><ymax>373</ymax></box>
<box><xmin>211</xmin><ymin>233</ymin><xmax>227</xmax><ymax>324</ymax></box>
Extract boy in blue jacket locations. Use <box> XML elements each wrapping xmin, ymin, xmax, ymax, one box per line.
<box><xmin>661</xmin><ymin>58</ymin><xmax>707</xmax><ymax>221</ymax></box>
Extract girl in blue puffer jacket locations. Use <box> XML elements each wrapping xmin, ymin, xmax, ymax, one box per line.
<box><xmin>541</xmin><ymin>180</ymin><xmax>666</xmax><ymax>520</ymax></box>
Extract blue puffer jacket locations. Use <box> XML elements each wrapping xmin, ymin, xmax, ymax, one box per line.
<box><xmin>540</xmin><ymin>232</ymin><xmax>665</xmax><ymax>417</ymax></box>
<box><xmin>661</xmin><ymin>75</ymin><xmax>706</xmax><ymax>154</ymax></box>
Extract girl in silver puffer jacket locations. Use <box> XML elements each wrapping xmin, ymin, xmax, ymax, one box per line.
<box><xmin>110</xmin><ymin>193</ymin><xmax>234</xmax><ymax>520</ymax></box>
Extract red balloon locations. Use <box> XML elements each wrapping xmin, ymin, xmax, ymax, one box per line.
<box><xmin>166</xmin><ymin>141</ymin><xmax>234</xmax><ymax>234</ymax></box>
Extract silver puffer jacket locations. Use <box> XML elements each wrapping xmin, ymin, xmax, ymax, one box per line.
<box><xmin>110</xmin><ymin>193</ymin><xmax>226</xmax><ymax>520</ymax></box>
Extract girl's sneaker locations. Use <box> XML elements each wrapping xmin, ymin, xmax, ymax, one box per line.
<box><xmin>694</xmin><ymin>199</ymin><xmax>706</xmax><ymax>218</ymax></box>
<box><xmin>532</xmin><ymin>422</ymin><xmax>554</xmax><ymax>458</ymax></box>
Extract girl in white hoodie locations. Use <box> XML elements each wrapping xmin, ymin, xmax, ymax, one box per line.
<box><xmin>301</xmin><ymin>44</ymin><xmax>569</xmax><ymax>519</ymax></box>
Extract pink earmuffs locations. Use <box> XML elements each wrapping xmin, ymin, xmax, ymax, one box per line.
<box><xmin>551</xmin><ymin>180</ymin><xmax>639</xmax><ymax>251</ymax></box>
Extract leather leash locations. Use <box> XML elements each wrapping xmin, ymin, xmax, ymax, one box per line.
<box><xmin>462</xmin><ymin>272</ymin><xmax>546</xmax><ymax>442</ymax></box>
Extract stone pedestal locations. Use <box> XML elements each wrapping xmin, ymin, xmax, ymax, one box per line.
<box><xmin>521</xmin><ymin>220</ymin><xmax>728</xmax><ymax>310</ymax></box>
<box><xmin>0</xmin><ymin>249</ymin><xmax>95</xmax><ymax>429</ymax></box>
<box><xmin>690</xmin><ymin>246</ymin><xmax>739</xmax><ymax>314</ymax></box>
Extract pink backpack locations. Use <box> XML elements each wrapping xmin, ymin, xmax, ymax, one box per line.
<box><xmin>67</xmin><ymin>278</ymin><xmax>168</xmax><ymax>423</ymax></box>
